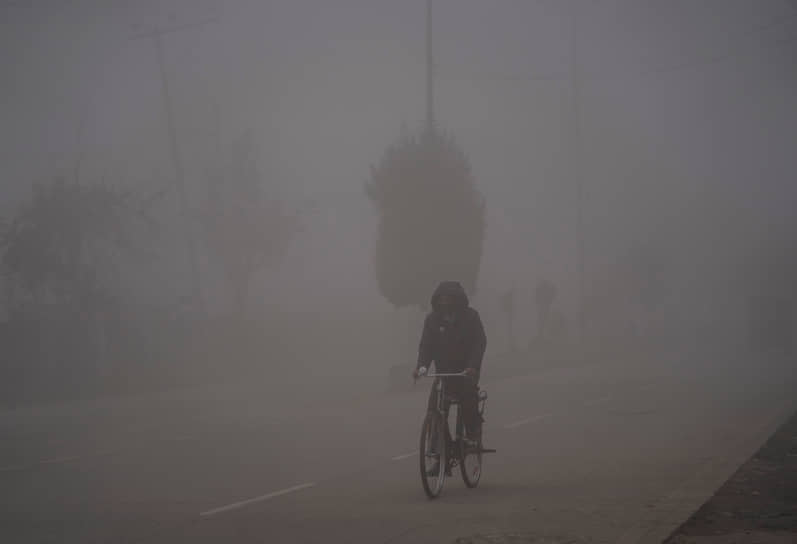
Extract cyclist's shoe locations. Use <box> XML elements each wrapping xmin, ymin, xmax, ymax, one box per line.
<box><xmin>463</xmin><ymin>439</ymin><xmax>480</xmax><ymax>455</ymax></box>
<box><xmin>466</xmin><ymin>426</ymin><xmax>482</xmax><ymax>445</ymax></box>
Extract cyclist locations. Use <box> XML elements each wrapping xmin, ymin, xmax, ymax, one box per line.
<box><xmin>413</xmin><ymin>281</ymin><xmax>487</xmax><ymax>443</ymax></box>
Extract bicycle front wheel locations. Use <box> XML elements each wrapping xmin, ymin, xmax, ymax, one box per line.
<box><xmin>419</xmin><ymin>412</ymin><xmax>446</xmax><ymax>499</ymax></box>
<box><xmin>460</xmin><ymin>436</ymin><xmax>482</xmax><ymax>488</ymax></box>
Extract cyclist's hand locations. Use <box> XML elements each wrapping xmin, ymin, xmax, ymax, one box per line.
<box><xmin>463</xmin><ymin>367</ymin><xmax>477</xmax><ymax>377</ymax></box>
<box><xmin>413</xmin><ymin>366</ymin><xmax>427</xmax><ymax>379</ymax></box>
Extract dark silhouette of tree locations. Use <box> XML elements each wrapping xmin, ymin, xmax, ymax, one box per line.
<box><xmin>1</xmin><ymin>177</ymin><xmax>152</xmax><ymax>308</ymax></box>
<box><xmin>0</xmin><ymin>177</ymin><xmax>157</xmax><ymax>376</ymax></box>
<box><xmin>365</xmin><ymin>128</ymin><xmax>485</xmax><ymax>308</ymax></box>
<box><xmin>200</xmin><ymin>131</ymin><xmax>298</xmax><ymax>315</ymax></box>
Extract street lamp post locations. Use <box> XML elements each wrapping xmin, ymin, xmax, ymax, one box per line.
<box><xmin>426</xmin><ymin>0</ymin><xmax>435</xmax><ymax>132</ymax></box>
<box><xmin>569</xmin><ymin>0</ymin><xmax>586</xmax><ymax>345</ymax></box>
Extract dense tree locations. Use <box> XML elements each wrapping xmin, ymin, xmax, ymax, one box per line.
<box><xmin>366</xmin><ymin>128</ymin><xmax>485</xmax><ymax>309</ymax></box>
<box><xmin>1</xmin><ymin>177</ymin><xmax>152</xmax><ymax>309</ymax></box>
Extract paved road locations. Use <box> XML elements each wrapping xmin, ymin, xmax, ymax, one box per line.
<box><xmin>1</xmin><ymin>344</ymin><xmax>795</xmax><ymax>544</ymax></box>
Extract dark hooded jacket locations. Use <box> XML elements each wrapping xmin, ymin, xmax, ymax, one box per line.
<box><xmin>417</xmin><ymin>281</ymin><xmax>487</xmax><ymax>374</ymax></box>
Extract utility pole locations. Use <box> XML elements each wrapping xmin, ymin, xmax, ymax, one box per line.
<box><xmin>569</xmin><ymin>0</ymin><xmax>586</xmax><ymax>345</ymax></box>
<box><xmin>426</xmin><ymin>0</ymin><xmax>435</xmax><ymax>132</ymax></box>
<box><xmin>132</xmin><ymin>16</ymin><xmax>217</xmax><ymax>312</ymax></box>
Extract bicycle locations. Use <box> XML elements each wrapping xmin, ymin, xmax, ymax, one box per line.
<box><xmin>416</xmin><ymin>370</ymin><xmax>496</xmax><ymax>499</ymax></box>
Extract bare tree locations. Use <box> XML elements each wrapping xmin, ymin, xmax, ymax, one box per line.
<box><xmin>200</xmin><ymin>132</ymin><xmax>298</xmax><ymax>316</ymax></box>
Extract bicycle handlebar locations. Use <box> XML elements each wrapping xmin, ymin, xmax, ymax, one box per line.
<box><xmin>419</xmin><ymin>372</ymin><xmax>470</xmax><ymax>378</ymax></box>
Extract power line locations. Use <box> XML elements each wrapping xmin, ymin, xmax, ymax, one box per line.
<box><xmin>438</xmin><ymin>68</ymin><xmax>565</xmax><ymax>84</ymax></box>
<box><xmin>130</xmin><ymin>16</ymin><xmax>219</xmax><ymax>41</ymax></box>
<box><xmin>605</xmin><ymin>12</ymin><xmax>797</xmax><ymax>80</ymax></box>
<box><xmin>436</xmin><ymin>12</ymin><xmax>797</xmax><ymax>85</ymax></box>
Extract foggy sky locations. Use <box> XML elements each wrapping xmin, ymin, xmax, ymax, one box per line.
<box><xmin>2</xmin><ymin>0</ymin><xmax>796</xmax><ymax>323</ymax></box>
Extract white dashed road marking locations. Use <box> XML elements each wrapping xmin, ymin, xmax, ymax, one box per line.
<box><xmin>391</xmin><ymin>451</ymin><xmax>419</xmax><ymax>461</ymax></box>
<box><xmin>503</xmin><ymin>414</ymin><xmax>552</xmax><ymax>429</ymax></box>
<box><xmin>200</xmin><ymin>482</ymin><xmax>317</xmax><ymax>517</ymax></box>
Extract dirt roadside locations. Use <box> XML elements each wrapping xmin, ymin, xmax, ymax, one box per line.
<box><xmin>450</xmin><ymin>407</ymin><xmax>797</xmax><ymax>544</ymax></box>
<box><xmin>664</xmin><ymin>409</ymin><xmax>797</xmax><ymax>544</ymax></box>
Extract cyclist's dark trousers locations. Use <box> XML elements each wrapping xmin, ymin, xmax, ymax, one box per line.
<box><xmin>427</xmin><ymin>377</ymin><xmax>482</xmax><ymax>437</ymax></box>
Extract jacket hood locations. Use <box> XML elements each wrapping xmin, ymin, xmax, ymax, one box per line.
<box><xmin>430</xmin><ymin>281</ymin><xmax>469</xmax><ymax>313</ymax></box>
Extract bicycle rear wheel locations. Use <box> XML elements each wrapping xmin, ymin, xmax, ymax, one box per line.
<box><xmin>419</xmin><ymin>412</ymin><xmax>446</xmax><ymax>499</ymax></box>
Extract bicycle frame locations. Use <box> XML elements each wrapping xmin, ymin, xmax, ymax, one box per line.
<box><xmin>420</xmin><ymin>372</ymin><xmax>481</xmax><ymax>463</ymax></box>
<box><xmin>426</xmin><ymin>372</ymin><xmax>469</xmax><ymax>412</ymax></box>
<box><xmin>422</xmin><ymin>372</ymin><xmax>485</xmax><ymax>418</ymax></box>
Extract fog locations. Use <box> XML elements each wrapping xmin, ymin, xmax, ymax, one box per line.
<box><xmin>1</xmin><ymin>1</ymin><xmax>797</xmax><ymax>540</ymax></box>
<box><xmin>2</xmin><ymin>0</ymin><xmax>796</xmax><ymax>397</ymax></box>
